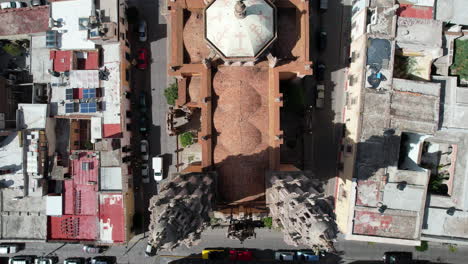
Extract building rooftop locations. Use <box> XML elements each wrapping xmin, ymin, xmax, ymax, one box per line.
<box><xmin>435</xmin><ymin>0</ymin><xmax>468</xmax><ymax>25</ymax></box>
<box><xmin>0</xmin><ymin>6</ymin><xmax>50</xmax><ymax>37</ymax></box>
<box><xmin>50</xmin><ymin>0</ymin><xmax>96</xmax><ymax>50</ymax></box>
<box><xmin>100</xmin><ymin>167</ymin><xmax>122</xmax><ymax>191</ymax></box>
<box><xmin>205</xmin><ymin>0</ymin><xmax>276</xmax><ymax>59</ymax></box>
<box><xmin>17</xmin><ymin>104</ymin><xmax>48</xmax><ymax>130</ymax></box>
<box><xmin>397</xmin><ymin>4</ymin><xmax>433</xmax><ymax>19</ymax></box>
<box><xmin>99</xmin><ymin>193</ymin><xmax>125</xmax><ymax>243</ymax></box>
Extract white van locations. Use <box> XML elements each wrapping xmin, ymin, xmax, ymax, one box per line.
<box><xmin>152</xmin><ymin>156</ymin><xmax>163</xmax><ymax>182</ymax></box>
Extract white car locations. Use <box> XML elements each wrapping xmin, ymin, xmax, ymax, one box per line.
<box><xmin>0</xmin><ymin>1</ymin><xmax>25</xmax><ymax>9</ymax></box>
<box><xmin>140</xmin><ymin>140</ymin><xmax>149</xmax><ymax>161</ymax></box>
<box><xmin>138</xmin><ymin>20</ymin><xmax>147</xmax><ymax>42</ymax></box>
<box><xmin>141</xmin><ymin>164</ymin><xmax>150</xmax><ymax>183</ymax></box>
<box><xmin>0</xmin><ymin>244</ymin><xmax>18</xmax><ymax>254</ymax></box>
<box><xmin>152</xmin><ymin>156</ymin><xmax>163</xmax><ymax>182</ymax></box>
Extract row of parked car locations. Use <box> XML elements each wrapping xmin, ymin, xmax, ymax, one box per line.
<box><xmin>201</xmin><ymin>249</ymin><xmax>323</xmax><ymax>262</ymax></box>
<box><xmin>8</xmin><ymin>255</ymin><xmax>115</xmax><ymax>264</ymax></box>
<box><xmin>0</xmin><ymin>0</ymin><xmax>45</xmax><ymax>9</ymax></box>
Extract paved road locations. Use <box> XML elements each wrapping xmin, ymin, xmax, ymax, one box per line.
<box><xmin>304</xmin><ymin>0</ymin><xmax>351</xmax><ymax>197</ymax></box>
<box><xmin>127</xmin><ymin>0</ymin><xmax>175</xmax><ymax>236</ymax></box>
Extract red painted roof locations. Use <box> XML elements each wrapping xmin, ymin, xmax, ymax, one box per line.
<box><xmin>48</xmin><ymin>215</ymin><xmax>97</xmax><ymax>241</ymax></box>
<box><xmin>79</xmin><ymin>51</ymin><xmax>100</xmax><ymax>70</ymax></box>
<box><xmin>51</xmin><ymin>50</ymin><xmax>72</xmax><ymax>72</ymax></box>
<box><xmin>0</xmin><ymin>6</ymin><xmax>50</xmax><ymax>36</ymax></box>
<box><xmin>103</xmin><ymin>124</ymin><xmax>122</xmax><ymax>138</ymax></box>
<box><xmin>99</xmin><ymin>194</ymin><xmax>125</xmax><ymax>243</ymax></box>
<box><xmin>397</xmin><ymin>4</ymin><xmax>433</xmax><ymax>19</ymax></box>
<box><xmin>48</xmin><ymin>152</ymin><xmax>99</xmax><ymax>241</ymax></box>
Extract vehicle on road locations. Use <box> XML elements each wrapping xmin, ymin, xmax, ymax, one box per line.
<box><xmin>275</xmin><ymin>251</ymin><xmax>295</xmax><ymax>261</ymax></box>
<box><xmin>89</xmin><ymin>256</ymin><xmax>116</xmax><ymax>264</ymax></box>
<box><xmin>82</xmin><ymin>245</ymin><xmax>107</xmax><ymax>254</ymax></box>
<box><xmin>229</xmin><ymin>250</ymin><xmax>253</xmax><ymax>261</ymax></box>
<box><xmin>316</xmin><ymin>63</ymin><xmax>326</xmax><ymax>82</ymax></box>
<box><xmin>297</xmin><ymin>251</ymin><xmax>319</xmax><ymax>262</ymax></box>
<box><xmin>9</xmin><ymin>255</ymin><xmax>35</xmax><ymax>264</ymax></box>
<box><xmin>35</xmin><ymin>256</ymin><xmax>59</xmax><ymax>264</ymax></box>
<box><xmin>145</xmin><ymin>243</ymin><xmax>156</xmax><ymax>257</ymax></box>
<box><xmin>316</xmin><ymin>84</ymin><xmax>325</xmax><ymax>109</ymax></box>
<box><xmin>139</xmin><ymin>92</ymin><xmax>147</xmax><ymax>113</ymax></box>
<box><xmin>319</xmin><ymin>0</ymin><xmax>328</xmax><ymax>10</ymax></box>
<box><xmin>141</xmin><ymin>164</ymin><xmax>150</xmax><ymax>183</ymax></box>
<box><xmin>0</xmin><ymin>244</ymin><xmax>20</xmax><ymax>254</ymax></box>
<box><xmin>202</xmin><ymin>249</ymin><xmax>226</xmax><ymax>260</ymax></box>
<box><xmin>152</xmin><ymin>156</ymin><xmax>163</xmax><ymax>182</ymax></box>
<box><xmin>138</xmin><ymin>20</ymin><xmax>147</xmax><ymax>42</ymax></box>
<box><xmin>136</xmin><ymin>48</ymin><xmax>148</xmax><ymax>70</ymax></box>
<box><xmin>140</xmin><ymin>140</ymin><xmax>149</xmax><ymax>161</ymax></box>
<box><xmin>139</xmin><ymin>115</ymin><xmax>148</xmax><ymax>134</ymax></box>
<box><xmin>0</xmin><ymin>1</ymin><xmax>26</xmax><ymax>9</ymax></box>
<box><xmin>63</xmin><ymin>257</ymin><xmax>86</xmax><ymax>264</ymax></box>
<box><xmin>319</xmin><ymin>31</ymin><xmax>327</xmax><ymax>51</ymax></box>
<box><xmin>31</xmin><ymin>0</ymin><xmax>45</xmax><ymax>6</ymax></box>
<box><xmin>383</xmin><ymin>252</ymin><xmax>413</xmax><ymax>264</ymax></box>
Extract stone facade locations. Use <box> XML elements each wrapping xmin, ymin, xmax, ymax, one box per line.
<box><xmin>148</xmin><ymin>172</ymin><xmax>215</xmax><ymax>251</ymax></box>
<box><xmin>266</xmin><ymin>172</ymin><xmax>337</xmax><ymax>250</ymax></box>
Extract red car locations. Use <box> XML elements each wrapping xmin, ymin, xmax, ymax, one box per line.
<box><xmin>136</xmin><ymin>48</ymin><xmax>148</xmax><ymax>70</ymax></box>
<box><xmin>229</xmin><ymin>250</ymin><xmax>253</xmax><ymax>261</ymax></box>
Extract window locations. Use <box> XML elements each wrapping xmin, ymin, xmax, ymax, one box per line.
<box><xmin>125</xmin><ymin>69</ymin><xmax>130</xmax><ymax>81</ymax></box>
<box><xmin>125</xmin><ymin>52</ymin><xmax>132</xmax><ymax>61</ymax></box>
<box><xmin>346</xmin><ymin>145</ymin><xmax>353</xmax><ymax>153</ymax></box>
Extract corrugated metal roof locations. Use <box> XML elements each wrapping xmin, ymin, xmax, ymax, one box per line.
<box><xmin>46</xmin><ymin>195</ymin><xmax>63</xmax><ymax>216</ymax></box>
<box><xmin>99</xmin><ymin>167</ymin><xmax>122</xmax><ymax>191</ymax></box>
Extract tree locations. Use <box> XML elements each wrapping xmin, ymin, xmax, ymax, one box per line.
<box><xmin>451</xmin><ymin>39</ymin><xmax>468</xmax><ymax>80</ymax></box>
<box><xmin>180</xmin><ymin>132</ymin><xmax>193</xmax><ymax>148</ymax></box>
<box><xmin>262</xmin><ymin>217</ymin><xmax>273</xmax><ymax>229</ymax></box>
<box><xmin>3</xmin><ymin>43</ymin><xmax>22</xmax><ymax>56</ymax></box>
<box><xmin>164</xmin><ymin>82</ymin><xmax>178</xmax><ymax>106</ymax></box>
<box><xmin>415</xmin><ymin>241</ymin><xmax>428</xmax><ymax>252</ymax></box>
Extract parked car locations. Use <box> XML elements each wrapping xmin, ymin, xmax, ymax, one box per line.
<box><xmin>89</xmin><ymin>256</ymin><xmax>116</xmax><ymax>264</ymax></box>
<box><xmin>138</xmin><ymin>20</ymin><xmax>147</xmax><ymax>42</ymax></box>
<box><xmin>319</xmin><ymin>0</ymin><xmax>328</xmax><ymax>10</ymax></box>
<box><xmin>297</xmin><ymin>251</ymin><xmax>319</xmax><ymax>262</ymax></box>
<box><xmin>139</xmin><ymin>92</ymin><xmax>147</xmax><ymax>113</ymax></box>
<box><xmin>0</xmin><ymin>244</ymin><xmax>20</xmax><ymax>254</ymax></box>
<box><xmin>136</xmin><ymin>48</ymin><xmax>148</xmax><ymax>70</ymax></box>
<box><xmin>229</xmin><ymin>250</ymin><xmax>253</xmax><ymax>261</ymax></box>
<box><xmin>316</xmin><ymin>63</ymin><xmax>326</xmax><ymax>82</ymax></box>
<box><xmin>35</xmin><ymin>256</ymin><xmax>58</xmax><ymax>264</ymax></box>
<box><xmin>202</xmin><ymin>249</ymin><xmax>226</xmax><ymax>260</ymax></box>
<box><xmin>139</xmin><ymin>115</ymin><xmax>148</xmax><ymax>134</ymax></box>
<box><xmin>316</xmin><ymin>84</ymin><xmax>325</xmax><ymax>109</ymax></box>
<box><xmin>63</xmin><ymin>257</ymin><xmax>86</xmax><ymax>264</ymax></box>
<box><xmin>274</xmin><ymin>251</ymin><xmax>295</xmax><ymax>261</ymax></box>
<box><xmin>144</xmin><ymin>243</ymin><xmax>156</xmax><ymax>257</ymax></box>
<box><xmin>0</xmin><ymin>1</ymin><xmax>26</xmax><ymax>9</ymax></box>
<box><xmin>152</xmin><ymin>156</ymin><xmax>163</xmax><ymax>182</ymax></box>
<box><xmin>383</xmin><ymin>252</ymin><xmax>413</xmax><ymax>264</ymax></box>
<box><xmin>82</xmin><ymin>245</ymin><xmax>107</xmax><ymax>254</ymax></box>
<box><xmin>140</xmin><ymin>140</ymin><xmax>149</xmax><ymax>161</ymax></box>
<box><xmin>318</xmin><ymin>31</ymin><xmax>327</xmax><ymax>51</ymax></box>
<box><xmin>31</xmin><ymin>0</ymin><xmax>45</xmax><ymax>6</ymax></box>
<box><xmin>141</xmin><ymin>164</ymin><xmax>150</xmax><ymax>183</ymax></box>
<box><xmin>9</xmin><ymin>256</ymin><xmax>35</xmax><ymax>264</ymax></box>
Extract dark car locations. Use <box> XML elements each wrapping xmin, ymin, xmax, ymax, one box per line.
<box><xmin>136</xmin><ymin>48</ymin><xmax>148</xmax><ymax>70</ymax></box>
<box><xmin>63</xmin><ymin>257</ymin><xmax>86</xmax><ymax>264</ymax></box>
<box><xmin>34</xmin><ymin>256</ymin><xmax>59</xmax><ymax>264</ymax></box>
<box><xmin>139</xmin><ymin>115</ymin><xmax>148</xmax><ymax>134</ymax></box>
<box><xmin>89</xmin><ymin>256</ymin><xmax>116</xmax><ymax>264</ymax></box>
<box><xmin>316</xmin><ymin>63</ymin><xmax>326</xmax><ymax>82</ymax></box>
<box><xmin>145</xmin><ymin>243</ymin><xmax>156</xmax><ymax>257</ymax></box>
<box><xmin>383</xmin><ymin>252</ymin><xmax>413</xmax><ymax>264</ymax></box>
<box><xmin>318</xmin><ymin>31</ymin><xmax>327</xmax><ymax>51</ymax></box>
<box><xmin>9</xmin><ymin>255</ymin><xmax>35</xmax><ymax>264</ymax></box>
<box><xmin>139</xmin><ymin>92</ymin><xmax>147</xmax><ymax>113</ymax></box>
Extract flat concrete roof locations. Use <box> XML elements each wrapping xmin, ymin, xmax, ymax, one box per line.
<box><xmin>0</xmin><ymin>6</ymin><xmax>49</xmax><ymax>37</ymax></box>
<box><xmin>396</xmin><ymin>17</ymin><xmax>443</xmax><ymax>48</ymax></box>
<box><xmin>100</xmin><ymin>167</ymin><xmax>122</xmax><ymax>191</ymax></box>
<box><xmin>436</xmin><ymin>0</ymin><xmax>468</xmax><ymax>26</ymax></box>
<box><xmin>423</xmin><ymin>207</ymin><xmax>468</xmax><ymax>239</ymax></box>
<box><xmin>17</xmin><ymin>104</ymin><xmax>48</xmax><ymax>129</ymax></box>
